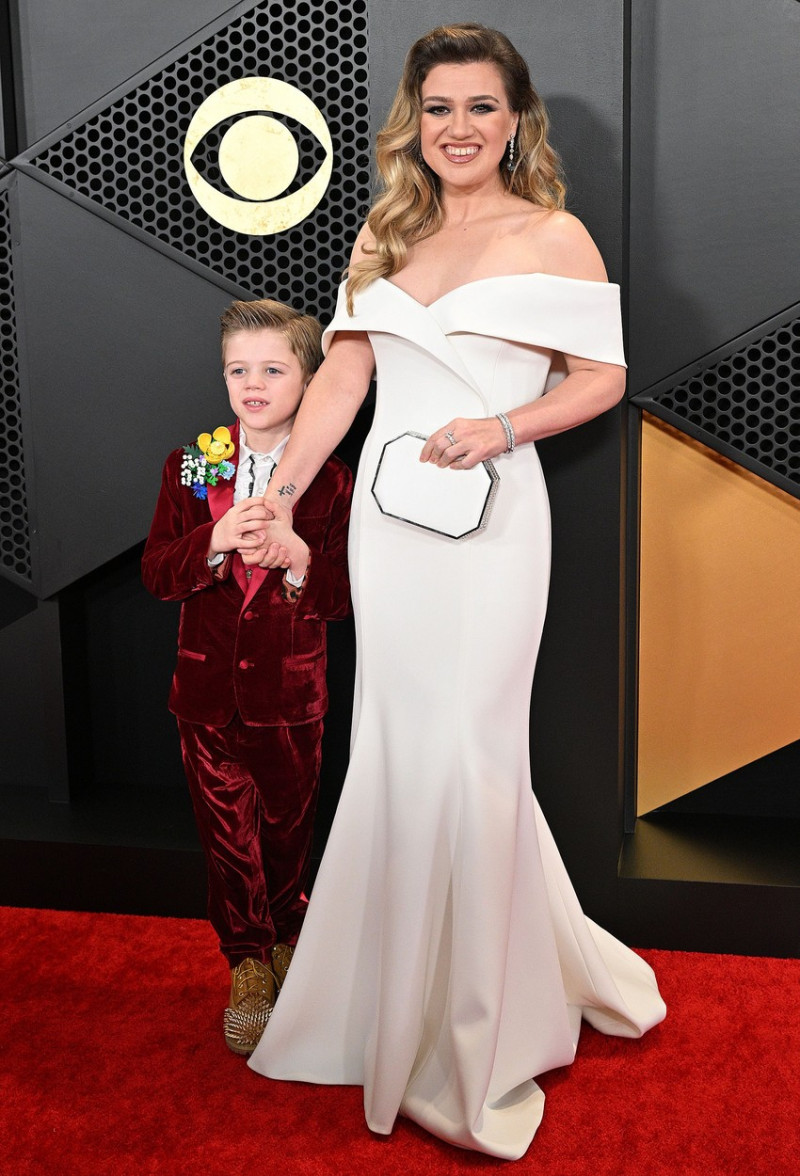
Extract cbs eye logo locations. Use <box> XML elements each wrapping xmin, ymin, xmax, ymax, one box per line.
<box><xmin>183</xmin><ymin>77</ymin><xmax>333</xmax><ymax>235</ymax></box>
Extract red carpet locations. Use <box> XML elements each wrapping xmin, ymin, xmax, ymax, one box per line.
<box><xmin>2</xmin><ymin>906</ymin><xmax>798</xmax><ymax>1175</ymax></box>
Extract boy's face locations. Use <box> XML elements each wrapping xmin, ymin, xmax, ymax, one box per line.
<box><xmin>223</xmin><ymin>328</ymin><xmax>308</xmax><ymax>451</ymax></box>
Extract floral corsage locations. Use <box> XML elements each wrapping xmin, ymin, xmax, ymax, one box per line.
<box><xmin>181</xmin><ymin>427</ymin><xmax>236</xmax><ymax>500</ymax></box>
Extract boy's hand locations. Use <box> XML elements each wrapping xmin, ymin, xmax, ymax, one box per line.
<box><xmin>208</xmin><ymin>498</ymin><xmax>270</xmax><ymax>559</ymax></box>
<box><xmin>256</xmin><ymin>517</ymin><xmax>310</xmax><ymax>579</ymax></box>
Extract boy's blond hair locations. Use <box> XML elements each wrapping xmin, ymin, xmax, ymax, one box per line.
<box><xmin>220</xmin><ymin>299</ymin><xmax>323</xmax><ymax>380</ymax></box>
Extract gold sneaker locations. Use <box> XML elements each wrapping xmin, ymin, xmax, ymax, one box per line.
<box><xmin>271</xmin><ymin>943</ymin><xmax>295</xmax><ymax>990</ymax></box>
<box><xmin>223</xmin><ymin>957</ymin><xmax>277</xmax><ymax>1056</ymax></box>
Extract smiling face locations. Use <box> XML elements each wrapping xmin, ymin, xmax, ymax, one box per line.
<box><xmin>419</xmin><ymin>61</ymin><xmax>518</xmax><ymax>195</ymax></box>
<box><xmin>223</xmin><ymin>328</ymin><xmax>308</xmax><ymax>453</ymax></box>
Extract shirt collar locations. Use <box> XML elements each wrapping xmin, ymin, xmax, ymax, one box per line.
<box><xmin>238</xmin><ymin>427</ymin><xmax>290</xmax><ymax>466</ymax></box>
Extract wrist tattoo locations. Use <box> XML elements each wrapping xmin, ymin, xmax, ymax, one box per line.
<box><xmin>277</xmin><ymin>482</ymin><xmax>296</xmax><ymax>498</ymax></box>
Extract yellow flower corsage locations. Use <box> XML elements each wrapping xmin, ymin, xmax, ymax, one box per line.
<box><xmin>197</xmin><ymin>426</ymin><xmax>235</xmax><ymax>464</ymax></box>
<box><xmin>180</xmin><ymin>427</ymin><xmax>236</xmax><ymax>500</ymax></box>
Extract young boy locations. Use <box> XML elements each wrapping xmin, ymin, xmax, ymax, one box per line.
<box><xmin>142</xmin><ymin>299</ymin><xmax>352</xmax><ymax>1055</ymax></box>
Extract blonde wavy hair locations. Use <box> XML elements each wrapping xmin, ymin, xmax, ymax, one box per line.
<box><xmin>346</xmin><ymin>23</ymin><xmax>566</xmax><ymax>312</ymax></box>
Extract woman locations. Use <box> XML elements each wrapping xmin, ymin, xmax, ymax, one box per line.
<box><xmin>247</xmin><ymin>23</ymin><xmax>665</xmax><ymax>1160</ymax></box>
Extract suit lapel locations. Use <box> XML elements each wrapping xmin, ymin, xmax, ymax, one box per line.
<box><xmin>242</xmin><ymin>563</ymin><xmax>269</xmax><ymax>608</ymax></box>
<box><xmin>206</xmin><ymin>475</ymin><xmax>234</xmax><ymax>524</ymax></box>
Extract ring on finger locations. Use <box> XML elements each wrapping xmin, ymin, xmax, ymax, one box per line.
<box><xmin>445</xmin><ymin>431</ymin><xmax>457</xmax><ymax>446</ymax></box>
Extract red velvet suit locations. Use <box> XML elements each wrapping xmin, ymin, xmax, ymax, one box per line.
<box><xmin>142</xmin><ymin>421</ymin><xmax>352</xmax><ymax>964</ymax></box>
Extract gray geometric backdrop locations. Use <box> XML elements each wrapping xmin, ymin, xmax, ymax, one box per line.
<box><xmin>1</xmin><ymin>0</ymin><xmax>798</xmax><ymax>954</ymax></box>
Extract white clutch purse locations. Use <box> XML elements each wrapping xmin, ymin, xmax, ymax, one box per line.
<box><xmin>371</xmin><ymin>431</ymin><xmax>500</xmax><ymax>541</ymax></box>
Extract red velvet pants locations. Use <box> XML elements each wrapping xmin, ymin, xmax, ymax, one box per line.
<box><xmin>177</xmin><ymin>715</ymin><xmax>322</xmax><ymax>967</ymax></box>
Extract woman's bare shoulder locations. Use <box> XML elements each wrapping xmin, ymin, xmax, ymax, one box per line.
<box><xmin>522</xmin><ymin>209</ymin><xmax>609</xmax><ymax>282</ymax></box>
<box><xmin>349</xmin><ymin>223</ymin><xmax>377</xmax><ymax>265</ymax></box>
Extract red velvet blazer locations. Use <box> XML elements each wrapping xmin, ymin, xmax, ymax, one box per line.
<box><xmin>142</xmin><ymin>422</ymin><xmax>353</xmax><ymax>727</ymax></box>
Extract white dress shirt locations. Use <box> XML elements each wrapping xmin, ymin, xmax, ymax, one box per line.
<box><xmin>233</xmin><ymin>431</ymin><xmax>289</xmax><ymax>503</ymax></box>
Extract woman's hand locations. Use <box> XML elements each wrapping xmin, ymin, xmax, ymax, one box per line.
<box><xmin>420</xmin><ymin>416</ymin><xmax>508</xmax><ymax>470</ymax></box>
<box><xmin>262</xmin><ymin>492</ymin><xmax>295</xmax><ymax>528</ymax></box>
<box><xmin>256</xmin><ymin>518</ymin><xmax>310</xmax><ymax>577</ymax></box>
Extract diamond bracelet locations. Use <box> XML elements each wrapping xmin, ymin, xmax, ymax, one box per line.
<box><xmin>495</xmin><ymin>412</ymin><xmax>516</xmax><ymax>453</ymax></box>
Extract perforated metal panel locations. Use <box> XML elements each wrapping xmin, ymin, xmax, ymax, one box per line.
<box><xmin>0</xmin><ymin>185</ymin><xmax>32</xmax><ymax>584</ymax></box>
<box><xmin>31</xmin><ymin>0</ymin><xmax>370</xmax><ymax>321</ymax></box>
<box><xmin>635</xmin><ymin>315</ymin><xmax>800</xmax><ymax>495</ymax></box>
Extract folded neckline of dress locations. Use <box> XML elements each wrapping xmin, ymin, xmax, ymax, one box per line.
<box><xmin>377</xmin><ymin>272</ymin><xmax>620</xmax><ymax>311</ymax></box>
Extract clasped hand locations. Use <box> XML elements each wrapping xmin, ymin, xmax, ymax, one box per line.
<box><xmin>239</xmin><ymin>497</ymin><xmax>308</xmax><ymax>575</ymax></box>
<box><xmin>208</xmin><ymin>498</ymin><xmax>271</xmax><ymax>558</ymax></box>
<box><xmin>419</xmin><ymin>416</ymin><xmax>508</xmax><ymax>469</ymax></box>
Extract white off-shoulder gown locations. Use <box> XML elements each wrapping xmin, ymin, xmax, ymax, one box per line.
<box><xmin>249</xmin><ymin>275</ymin><xmax>666</xmax><ymax>1160</ymax></box>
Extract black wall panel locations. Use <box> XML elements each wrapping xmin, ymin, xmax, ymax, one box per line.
<box><xmin>9</xmin><ymin>0</ymin><xmax>235</xmax><ymax>148</ymax></box>
<box><xmin>0</xmin><ymin>174</ymin><xmax>30</xmax><ymax>588</ymax></box>
<box><xmin>13</xmin><ymin>172</ymin><xmax>237</xmax><ymax>596</ymax></box>
<box><xmin>628</xmin><ymin>0</ymin><xmax>800</xmax><ymax>394</ymax></box>
<box><xmin>58</xmin><ymin>545</ymin><xmax>186</xmax><ymax>796</ymax></box>
<box><xmin>0</xmin><ymin>7</ymin><xmax>11</xmax><ymax>160</ymax></box>
<box><xmin>5</xmin><ymin>0</ymin><xmax>371</xmax><ymax>597</ymax></box>
<box><xmin>22</xmin><ymin>0</ymin><xmax>370</xmax><ymax>322</ymax></box>
<box><xmin>0</xmin><ymin>581</ymin><xmax>67</xmax><ymax>797</ymax></box>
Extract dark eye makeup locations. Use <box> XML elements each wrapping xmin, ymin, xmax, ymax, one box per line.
<box><xmin>422</xmin><ymin>103</ymin><xmax>499</xmax><ymax>116</ymax></box>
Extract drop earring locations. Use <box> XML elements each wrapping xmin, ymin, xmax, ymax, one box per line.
<box><xmin>507</xmin><ymin>132</ymin><xmax>516</xmax><ymax>172</ymax></box>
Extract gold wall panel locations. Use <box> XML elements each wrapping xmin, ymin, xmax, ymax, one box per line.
<box><xmin>637</xmin><ymin>414</ymin><xmax>800</xmax><ymax>815</ymax></box>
